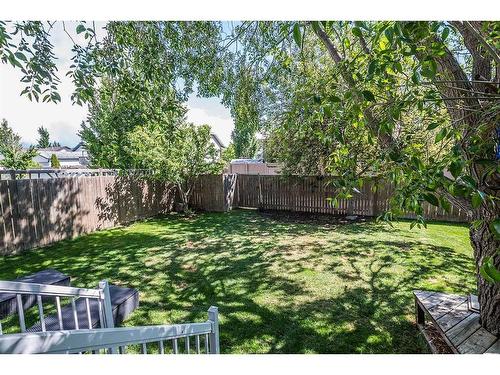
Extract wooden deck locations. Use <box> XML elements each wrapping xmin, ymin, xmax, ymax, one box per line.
<box><xmin>414</xmin><ymin>290</ymin><xmax>499</xmax><ymax>354</ymax></box>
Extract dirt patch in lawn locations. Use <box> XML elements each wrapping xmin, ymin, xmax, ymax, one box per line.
<box><xmin>258</xmin><ymin>209</ymin><xmax>372</xmax><ymax>226</ymax></box>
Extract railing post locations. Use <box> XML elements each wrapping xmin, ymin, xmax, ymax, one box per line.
<box><xmin>99</xmin><ymin>280</ymin><xmax>115</xmax><ymax>329</ymax></box>
<box><xmin>207</xmin><ymin>306</ymin><xmax>220</xmax><ymax>354</ymax></box>
<box><xmin>99</xmin><ymin>280</ymin><xmax>116</xmax><ymax>354</ymax></box>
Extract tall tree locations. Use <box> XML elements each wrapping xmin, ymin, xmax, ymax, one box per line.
<box><xmin>128</xmin><ymin>121</ymin><xmax>223</xmax><ymax>209</ymax></box>
<box><xmin>50</xmin><ymin>153</ymin><xmax>61</xmax><ymax>168</ymax></box>
<box><xmin>0</xmin><ymin>119</ymin><xmax>38</xmax><ymax>169</ymax></box>
<box><xmin>308</xmin><ymin>21</ymin><xmax>500</xmax><ymax>332</ymax></box>
<box><xmin>78</xmin><ymin>21</ymin><xmax>222</xmax><ymax>168</ymax></box>
<box><xmin>36</xmin><ymin>126</ymin><xmax>51</xmax><ymax>148</ymax></box>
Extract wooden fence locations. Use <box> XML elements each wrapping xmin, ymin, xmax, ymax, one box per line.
<box><xmin>1</xmin><ymin>172</ymin><xmax>469</xmax><ymax>255</ymax></box>
<box><xmin>189</xmin><ymin>174</ymin><xmax>237</xmax><ymax>212</ymax></box>
<box><xmin>231</xmin><ymin>174</ymin><xmax>469</xmax><ymax>222</ymax></box>
<box><xmin>0</xmin><ymin>175</ymin><xmax>174</xmax><ymax>255</ymax></box>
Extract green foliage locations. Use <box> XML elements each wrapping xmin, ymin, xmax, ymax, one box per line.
<box><xmin>230</xmin><ymin>68</ymin><xmax>261</xmax><ymax>158</ymax></box>
<box><xmin>50</xmin><ymin>153</ymin><xmax>61</xmax><ymax>168</ymax></box>
<box><xmin>128</xmin><ymin>122</ymin><xmax>222</xmax><ymax>207</ymax></box>
<box><xmin>78</xmin><ymin>21</ymin><xmax>226</xmax><ymax>168</ymax></box>
<box><xmin>292</xmin><ymin>23</ymin><xmax>302</xmax><ymax>48</ymax></box>
<box><xmin>0</xmin><ymin>21</ymin><xmax>60</xmax><ymax>103</ymax></box>
<box><xmin>479</xmin><ymin>219</ymin><xmax>500</xmax><ymax>283</ymax></box>
<box><xmin>36</xmin><ymin>126</ymin><xmax>50</xmax><ymax>148</ymax></box>
<box><xmin>221</xmin><ymin>143</ymin><xmax>236</xmax><ymax>165</ymax></box>
<box><xmin>491</xmin><ymin>219</ymin><xmax>500</xmax><ymax>240</ymax></box>
<box><xmin>480</xmin><ymin>256</ymin><xmax>500</xmax><ymax>283</ymax></box>
<box><xmin>0</xmin><ymin>119</ymin><xmax>38</xmax><ymax>169</ymax></box>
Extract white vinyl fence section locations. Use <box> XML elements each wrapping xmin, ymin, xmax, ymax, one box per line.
<box><xmin>0</xmin><ymin>280</ymin><xmax>115</xmax><ymax>337</ymax></box>
<box><xmin>0</xmin><ymin>306</ymin><xmax>220</xmax><ymax>354</ymax></box>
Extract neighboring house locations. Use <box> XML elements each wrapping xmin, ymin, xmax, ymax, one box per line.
<box><xmin>34</xmin><ymin>143</ymin><xmax>89</xmax><ymax>168</ymax></box>
<box><xmin>210</xmin><ymin>133</ymin><xmax>225</xmax><ymax>157</ymax></box>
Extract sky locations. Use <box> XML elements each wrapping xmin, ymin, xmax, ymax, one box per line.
<box><xmin>0</xmin><ymin>22</ymin><xmax>234</xmax><ymax>148</ymax></box>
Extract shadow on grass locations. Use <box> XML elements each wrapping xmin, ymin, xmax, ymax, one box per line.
<box><xmin>0</xmin><ymin>209</ymin><xmax>474</xmax><ymax>353</ymax></box>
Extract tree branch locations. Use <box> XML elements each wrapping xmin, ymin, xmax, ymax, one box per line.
<box><xmin>311</xmin><ymin>22</ymin><xmax>395</xmax><ymax>149</ymax></box>
<box><xmin>462</xmin><ymin>21</ymin><xmax>500</xmax><ymax>65</ymax></box>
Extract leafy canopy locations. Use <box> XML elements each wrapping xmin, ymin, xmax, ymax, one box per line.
<box><xmin>0</xmin><ymin>119</ymin><xmax>38</xmax><ymax>170</ymax></box>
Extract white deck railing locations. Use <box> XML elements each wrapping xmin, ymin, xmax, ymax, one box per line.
<box><xmin>0</xmin><ymin>306</ymin><xmax>220</xmax><ymax>354</ymax></box>
<box><xmin>0</xmin><ymin>280</ymin><xmax>219</xmax><ymax>354</ymax></box>
<box><xmin>0</xmin><ymin>280</ymin><xmax>114</xmax><ymax>336</ymax></box>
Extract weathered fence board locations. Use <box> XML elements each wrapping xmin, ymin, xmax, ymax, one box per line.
<box><xmin>0</xmin><ymin>176</ymin><xmax>174</xmax><ymax>255</ymax></box>
<box><xmin>227</xmin><ymin>174</ymin><xmax>468</xmax><ymax>222</ymax></box>
<box><xmin>190</xmin><ymin>174</ymin><xmax>237</xmax><ymax>212</ymax></box>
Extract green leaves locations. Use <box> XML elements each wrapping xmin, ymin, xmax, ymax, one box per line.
<box><xmin>471</xmin><ymin>191</ymin><xmax>485</xmax><ymax>209</ymax></box>
<box><xmin>329</xmin><ymin>95</ymin><xmax>342</xmax><ymax>103</ymax></box>
<box><xmin>434</xmin><ymin>128</ymin><xmax>447</xmax><ymax>143</ymax></box>
<box><xmin>441</xmin><ymin>27</ymin><xmax>450</xmax><ymax>41</ymax></box>
<box><xmin>421</xmin><ymin>58</ymin><xmax>437</xmax><ymax>79</ymax></box>
<box><xmin>490</xmin><ymin>219</ymin><xmax>500</xmax><ymax>240</ymax></box>
<box><xmin>449</xmin><ymin>160</ymin><xmax>463</xmax><ymax>179</ymax></box>
<box><xmin>367</xmin><ymin>61</ymin><xmax>377</xmax><ymax>76</ymax></box>
<box><xmin>362</xmin><ymin>90</ymin><xmax>375</xmax><ymax>101</ymax></box>
<box><xmin>422</xmin><ymin>192</ymin><xmax>439</xmax><ymax>207</ymax></box>
<box><xmin>311</xmin><ymin>21</ymin><xmax>321</xmax><ymax>34</ymax></box>
<box><xmin>439</xmin><ymin>196</ymin><xmax>451</xmax><ymax>213</ymax></box>
<box><xmin>14</xmin><ymin>51</ymin><xmax>27</xmax><ymax>62</ymax></box>
<box><xmin>480</xmin><ymin>256</ymin><xmax>500</xmax><ymax>283</ymax></box>
<box><xmin>293</xmin><ymin>23</ymin><xmax>302</xmax><ymax>49</ymax></box>
<box><xmin>0</xmin><ymin>119</ymin><xmax>39</xmax><ymax>170</ymax></box>
<box><xmin>352</xmin><ymin>27</ymin><xmax>363</xmax><ymax>38</ymax></box>
<box><xmin>384</xmin><ymin>27</ymin><xmax>394</xmax><ymax>45</ymax></box>
<box><xmin>76</xmin><ymin>24</ymin><xmax>86</xmax><ymax>34</ymax></box>
<box><xmin>411</xmin><ymin>71</ymin><xmax>421</xmax><ymax>84</ymax></box>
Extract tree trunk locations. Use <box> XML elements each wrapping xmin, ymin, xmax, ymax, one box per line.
<box><xmin>470</xmin><ymin>207</ymin><xmax>500</xmax><ymax>335</ymax></box>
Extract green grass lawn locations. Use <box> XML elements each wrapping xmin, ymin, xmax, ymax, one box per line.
<box><xmin>0</xmin><ymin>209</ymin><xmax>475</xmax><ymax>353</ymax></box>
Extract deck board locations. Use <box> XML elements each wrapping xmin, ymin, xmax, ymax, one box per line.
<box><xmin>446</xmin><ymin>313</ymin><xmax>481</xmax><ymax>347</ymax></box>
<box><xmin>413</xmin><ymin>290</ymin><xmax>435</xmax><ymax>301</ymax></box>
<box><xmin>436</xmin><ymin>301</ymin><xmax>472</xmax><ymax>332</ymax></box>
<box><xmin>485</xmin><ymin>340</ymin><xmax>500</xmax><ymax>354</ymax></box>
<box><xmin>457</xmin><ymin>327</ymin><xmax>497</xmax><ymax>354</ymax></box>
<box><xmin>428</xmin><ymin>296</ymin><xmax>467</xmax><ymax>320</ymax></box>
<box><xmin>413</xmin><ymin>290</ymin><xmax>499</xmax><ymax>354</ymax></box>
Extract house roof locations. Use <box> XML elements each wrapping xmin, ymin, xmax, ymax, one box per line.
<box><xmin>230</xmin><ymin>158</ymin><xmax>265</xmax><ymax>164</ymax></box>
<box><xmin>37</xmin><ymin>146</ymin><xmax>72</xmax><ymax>152</ymax></box>
<box><xmin>37</xmin><ymin>151</ymin><xmax>85</xmax><ymax>160</ymax></box>
<box><xmin>72</xmin><ymin>142</ymin><xmax>85</xmax><ymax>151</ymax></box>
<box><xmin>28</xmin><ymin>142</ymin><xmax>87</xmax><ymax>161</ymax></box>
<box><xmin>210</xmin><ymin>133</ymin><xmax>225</xmax><ymax>149</ymax></box>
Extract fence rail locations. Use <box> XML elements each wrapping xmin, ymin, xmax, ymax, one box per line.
<box><xmin>0</xmin><ymin>168</ymin><xmax>152</xmax><ymax>180</ymax></box>
<box><xmin>0</xmin><ymin>306</ymin><xmax>219</xmax><ymax>354</ymax></box>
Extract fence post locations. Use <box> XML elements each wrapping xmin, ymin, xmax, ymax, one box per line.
<box><xmin>223</xmin><ymin>174</ymin><xmax>234</xmax><ymax>212</ymax></box>
<box><xmin>258</xmin><ymin>174</ymin><xmax>263</xmax><ymax>209</ymax></box>
<box><xmin>346</xmin><ymin>198</ymin><xmax>354</xmax><ymax>215</ymax></box>
<box><xmin>371</xmin><ymin>179</ymin><xmax>379</xmax><ymax>217</ymax></box>
<box><xmin>207</xmin><ymin>306</ymin><xmax>220</xmax><ymax>354</ymax></box>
